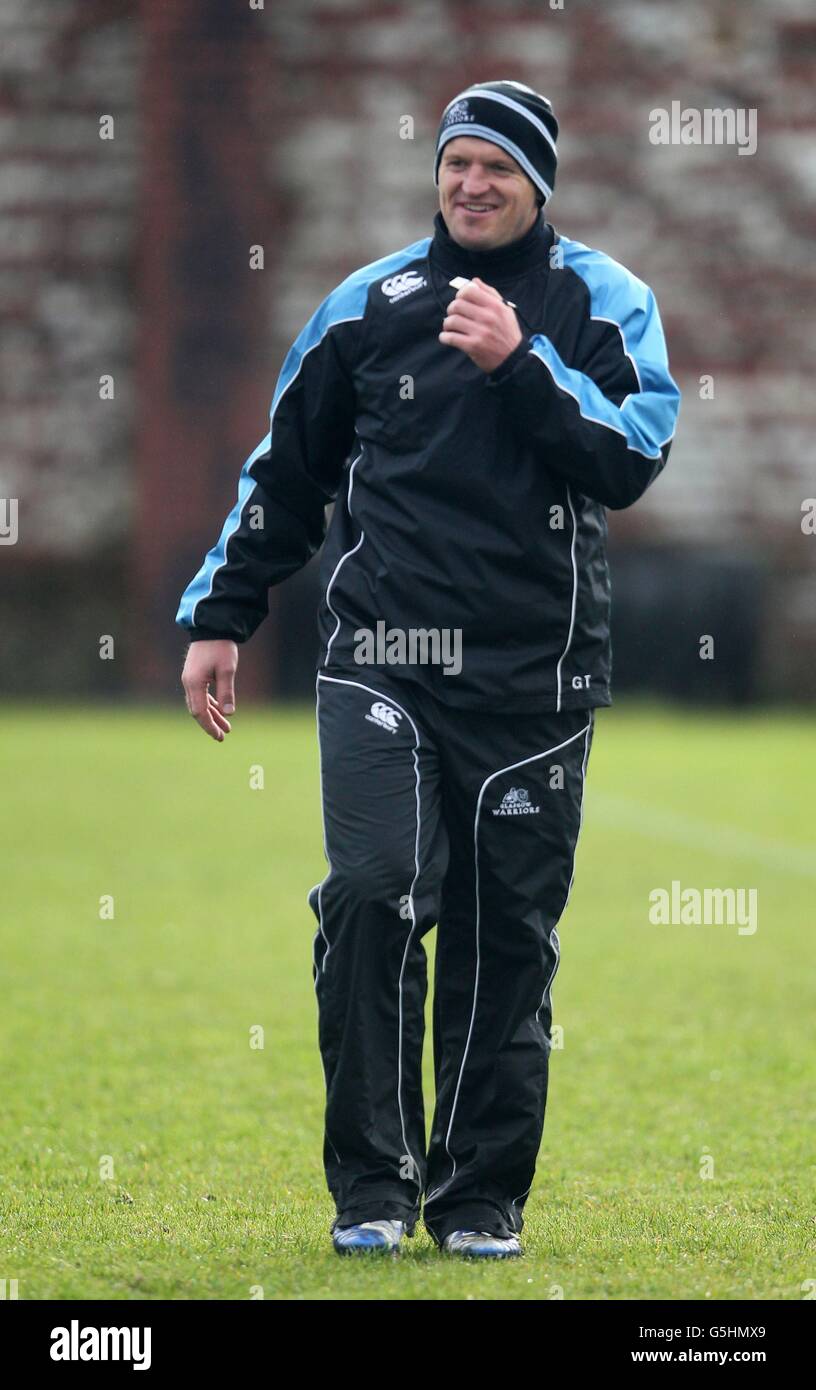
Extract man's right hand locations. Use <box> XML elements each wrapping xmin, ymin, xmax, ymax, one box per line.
<box><xmin>181</xmin><ymin>639</ymin><xmax>239</xmax><ymax>742</ymax></box>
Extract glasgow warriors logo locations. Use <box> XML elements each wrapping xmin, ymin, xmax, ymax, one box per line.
<box><xmin>442</xmin><ymin>99</ymin><xmax>474</xmax><ymax>128</ymax></box>
<box><xmin>493</xmin><ymin>787</ymin><xmax>541</xmax><ymax>816</ymax></box>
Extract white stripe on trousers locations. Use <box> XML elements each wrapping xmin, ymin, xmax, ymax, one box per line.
<box><xmin>512</xmin><ymin>712</ymin><xmax>593</xmax><ymax>1207</ymax></box>
<box><xmin>311</xmin><ymin>676</ymin><xmax>341</xmax><ymax>1164</ymax></box>
<box><xmin>314</xmin><ymin>672</ymin><xmax>424</xmax><ymax>1195</ymax></box>
<box><xmin>425</xmin><ymin>718</ymin><xmax>592</xmax><ymax>1209</ymax></box>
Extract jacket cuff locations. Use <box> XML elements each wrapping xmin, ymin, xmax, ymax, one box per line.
<box><xmin>183</xmin><ymin>627</ymin><xmax>241</xmax><ymax>643</ymax></box>
<box><xmin>486</xmin><ymin>334</ymin><xmax>532</xmax><ymax>385</ymax></box>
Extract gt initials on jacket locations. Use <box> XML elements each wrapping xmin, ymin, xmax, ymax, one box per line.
<box><xmin>176</xmin><ymin>210</ymin><xmax>681</xmax><ymax>712</ymax></box>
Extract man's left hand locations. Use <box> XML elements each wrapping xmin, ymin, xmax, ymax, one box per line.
<box><xmin>439</xmin><ymin>277</ymin><xmax>522</xmax><ymax>374</ymax></box>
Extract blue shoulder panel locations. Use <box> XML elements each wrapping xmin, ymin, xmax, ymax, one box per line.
<box><xmin>271</xmin><ymin>235</ymin><xmax>432</xmax><ymax>412</ymax></box>
<box><xmin>176</xmin><ymin>236</ymin><xmax>431</xmax><ymax>631</ymax></box>
<box><xmin>532</xmin><ymin>235</ymin><xmax>680</xmax><ymax>457</ymax></box>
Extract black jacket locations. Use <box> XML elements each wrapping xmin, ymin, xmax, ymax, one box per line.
<box><xmin>176</xmin><ymin>210</ymin><xmax>681</xmax><ymax>711</ymax></box>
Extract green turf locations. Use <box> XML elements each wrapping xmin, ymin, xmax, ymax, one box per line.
<box><xmin>0</xmin><ymin>701</ymin><xmax>813</xmax><ymax>1300</ymax></box>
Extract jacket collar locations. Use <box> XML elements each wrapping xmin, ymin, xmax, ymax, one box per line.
<box><xmin>429</xmin><ymin>208</ymin><xmax>555</xmax><ymax>283</ymax></box>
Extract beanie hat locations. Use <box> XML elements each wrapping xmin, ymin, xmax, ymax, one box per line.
<box><xmin>433</xmin><ymin>80</ymin><xmax>559</xmax><ymax>206</ymax></box>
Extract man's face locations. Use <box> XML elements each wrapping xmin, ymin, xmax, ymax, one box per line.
<box><xmin>438</xmin><ymin>136</ymin><xmax>540</xmax><ymax>250</ymax></box>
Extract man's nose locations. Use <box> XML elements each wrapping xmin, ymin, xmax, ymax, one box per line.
<box><xmin>460</xmin><ymin>168</ymin><xmax>491</xmax><ymax>196</ymax></box>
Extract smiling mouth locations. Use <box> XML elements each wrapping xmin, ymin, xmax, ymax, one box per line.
<box><xmin>457</xmin><ymin>203</ymin><xmax>498</xmax><ymax>216</ymax></box>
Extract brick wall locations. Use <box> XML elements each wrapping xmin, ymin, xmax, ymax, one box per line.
<box><xmin>1</xmin><ymin>0</ymin><xmax>813</xmax><ymax>696</ymax></box>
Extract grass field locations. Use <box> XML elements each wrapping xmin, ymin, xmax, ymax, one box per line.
<box><xmin>1</xmin><ymin>701</ymin><xmax>813</xmax><ymax>1301</ymax></box>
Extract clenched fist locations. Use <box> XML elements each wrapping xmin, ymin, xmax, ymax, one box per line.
<box><xmin>438</xmin><ymin>276</ymin><xmax>522</xmax><ymax>374</ymax></box>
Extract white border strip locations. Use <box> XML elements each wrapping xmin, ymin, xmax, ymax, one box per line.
<box><xmin>555</xmin><ymin>484</ymin><xmax>578</xmax><ymax>712</ymax></box>
<box><xmin>323</xmin><ymin>450</ymin><xmax>364</xmax><ymax>665</ymax></box>
<box><xmin>190</xmin><ymin>315</ymin><xmax>364</xmax><ymax>628</ymax></box>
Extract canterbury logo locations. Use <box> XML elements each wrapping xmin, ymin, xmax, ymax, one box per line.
<box><xmin>493</xmin><ymin>787</ymin><xmax>541</xmax><ymax>816</ymax></box>
<box><xmin>365</xmin><ymin>701</ymin><xmax>403</xmax><ymax>734</ymax></box>
<box><xmin>381</xmin><ymin>271</ymin><xmax>427</xmax><ymax>303</ymax></box>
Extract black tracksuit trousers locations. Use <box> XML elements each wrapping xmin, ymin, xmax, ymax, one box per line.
<box><xmin>307</xmin><ymin>667</ymin><xmax>595</xmax><ymax>1246</ymax></box>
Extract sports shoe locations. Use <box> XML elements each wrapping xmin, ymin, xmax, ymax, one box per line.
<box><xmin>442</xmin><ymin>1229</ymin><xmax>522</xmax><ymax>1258</ymax></box>
<box><xmin>332</xmin><ymin>1218</ymin><xmax>405</xmax><ymax>1255</ymax></box>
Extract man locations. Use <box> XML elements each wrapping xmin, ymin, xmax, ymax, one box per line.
<box><xmin>177</xmin><ymin>80</ymin><xmax>681</xmax><ymax>1259</ymax></box>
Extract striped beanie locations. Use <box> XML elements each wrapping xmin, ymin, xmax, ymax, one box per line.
<box><xmin>433</xmin><ymin>80</ymin><xmax>559</xmax><ymax>206</ymax></box>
